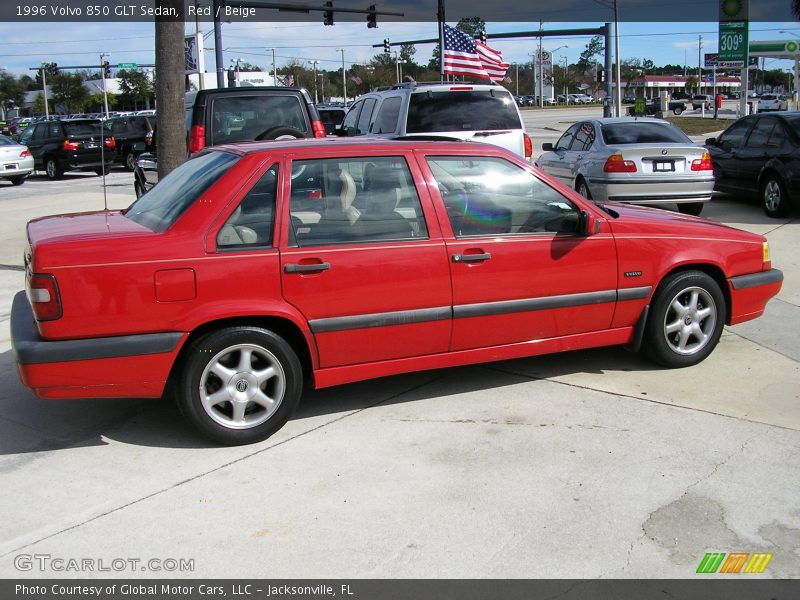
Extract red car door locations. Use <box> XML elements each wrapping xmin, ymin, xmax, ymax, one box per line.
<box><xmin>279</xmin><ymin>150</ymin><xmax>452</xmax><ymax>369</ymax></box>
<box><xmin>419</xmin><ymin>152</ymin><xmax>619</xmax><ymax>352</ymax></box>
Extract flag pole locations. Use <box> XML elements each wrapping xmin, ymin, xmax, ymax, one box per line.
<box><xmin>438</xmin><ymin>0</ymin><xmax>445</xmax><ymax>81</ymax></box>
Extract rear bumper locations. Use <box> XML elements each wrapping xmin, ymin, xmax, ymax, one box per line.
<box><xmin>586</xmin><ymin>176</ymin><xmax>715</xmax><ymax>204</ymax></box>
<box><xmin>1</xmin><ymin>155</ymin><xmax>34</xmax><ymax>177</ymax></box>
<box><xmin>728</xmin><ymin>269</ymin><xmax>783</xmax><ymax>325</ymax></box>
<box><xmin>11</xmin><ymin>291</ymin><xmax>186</xmax><ymax>399</ymax></box>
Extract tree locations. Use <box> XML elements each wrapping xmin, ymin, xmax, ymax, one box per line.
<box><xmin>117</xmin><ymin>69</ymin><xmax>154</xmax><ymax>110</ymax></box>
<box><xmin>577</xmin><ymin>36</ymin><xmax>604</xmax><ymax>74</ymax></box>
<box><xmin>51</xmin><ymin>72</ymin><xmax>90</xmax><ymax>114</ymax></box>
<box><xmin>685</xmin><ymin>75</ymin><xmax>698</xmax><ymax>92</ymax></box>
<box><xmin>642</xmin><ymin>58</ymin><xmax>655</xmax><ymax>72</ymax></box>
<box><xmin>399</xmin><ymin>44</ymin><xmax>417</xmax><ymax>69</ymax></box>
<box><xmin>155</xmin><ymin>0</ymin><xmax>186</xmax><ymax>179</ymax></box>
<box><xmin>0</xmin><ymin>72</ymin><xmax>25</xmax><ymax>119</ymax></box>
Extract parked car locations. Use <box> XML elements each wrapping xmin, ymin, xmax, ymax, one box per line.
<box><xmin>628</xmin><ymin>99</ymin><xmax>686</xmax><ymax>116</ymax></box>
<box><xmin>567</xmin><ymin>94</ymin><xmax>591</xmax><ymax>104</ymax></box>
<box><xmin>103</xmin><ymin>114</ymin><xmax>154</xmax><ymax>170</ymax></box>
<box><xmin>317</xmin><ymin>106</ymin><xmax>346</xmax><ymax>136</ymax></box>
<box><xmin>336</xmin><ymin>81</ymin><xmax>532</xmax><ymax>159</ymax></box>
<box><xmin>522</xmin><ymin>95</ymin><xmax>537</xmax><ymax>106</ymax></box>
<box><xmin>543</xmin><ymin>98</ymin><xmax>558</xmax><ymax>106</ymax></box>
<box><xmin>0</xmin><ymin>134</ymin><xmax>34</xmax><ymax>185</ymax></box>
<box><xmin>724</xmin><ymin>92</ymin><xmax>740</xmax><ymax>100</ymax></box>
<box><xmin>757</xmin><ymin>94</ymin><xmax>788</xmax><ymax>112</ymax></box>
<box><xmin>11</xmin><ymin>138</ymin><xmax>781</xmax><ymax>444</ymax></box>
<box><xmin>705</xmin><ymin>113</ymin><xmax>800</xmax><ymax>217</ymax></box>
<box><xmin>622</xmin><ymin>94</ymin><xmax>637</xmax><ymax>104</ymax></box>
<box><xmin>16</xmin><ymin>118</ymin><xmax>115</xmax><ymax>179</ymax></box>
<box><xmin>537</xmin><ymin>117</ymin><xmax>714</xmax><ymax>215</ymax></box>
<box><xmin>671</xmin><ymin>91</ymin><xmax>692</xmax><ymax>101</ymax></box>
<box><xmin>692</xmin><ymin>95</ymin><xmax>711</xmax><ymax>110</ymax></box>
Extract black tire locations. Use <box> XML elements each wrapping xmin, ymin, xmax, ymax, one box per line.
<box><xmin>124</xmin><ymin>151</ymin><xmax>137</xmax><ymax>171</ymax></box>
<box><xmin>9</xmin><ymin>175</ymin><xmax>27</xmax><ymax>186</ymax></box>
<box><xmin>94</xmin><ymin>165</ymin><xmax>107</xmax><ymax>176</ymax></box>
<box><xmin>677</xmin><ymin>202</ymin><xmax>704</xmax><ymax>216</ymax></box>
<box><xmin>254</xmin><ymin>126</ymin><xmax>307</xmax><ymax>141</ymax></box>
<box><xmin>575</xmin><ymin>177</ymin><xmax>592</xmax><ymax>200</ymax></box>
<box><xmin>177</xmin><ymin>327</ymin><xmax>303</xmax><ymax>445</ymax></box>
<box><xmin>673</xmin><ymin>106</ymin><xmax>683</xmax><ymax>115</ymax></box>
<box><xmin>133</xmin><ymin>180</ymin><xmax>144</xmax><ymax>199</ymax></box>
<box><xmin>44</xmin><ymin>158</ymin><xmax>62</xmax><ymax>180</ymax></box>
<box><xmin>761</xmin><ymin>173</ymin><xmax>791</xmax><ymax>218</ymax></box>
<box><xmin>644</xmin><ymin>271</ymin><xmax>725</xmax><ymax>368</ymax></box>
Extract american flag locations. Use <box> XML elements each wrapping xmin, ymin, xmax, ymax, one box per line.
<box><xmin>350</xmin><ymin>75</ymin><xmax>363</xmax><ymax>85</ymax></box>
<box><xmin>442</xmin><ymin>24</ymin><xmax>509</xmax><ymax>82</ymax></box>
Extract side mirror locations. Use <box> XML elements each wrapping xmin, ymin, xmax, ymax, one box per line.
<box><xmin>705</xmin><ymin>137</ymin><xmax>717</xmax><ymax>146</ymax></box>
<box><xmin>578</xmin><ymin>210</ymin><xmax>601</xmax><ymax>236</ymax></box>
<box><xmin>334</xmin><ymin>125</ymin><xmax>348</xmax><ymax>137</ymax></box>
<box><xmin>542</xmin><ymin>142</ymin><xmax>554</xmax><ymax>151</ymax></box>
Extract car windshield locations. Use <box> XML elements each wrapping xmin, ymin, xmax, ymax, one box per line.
<box><xmin>601</xmin><ymin>122</ymin><xmax>692</xmax><ymax>145</ymax></box>
<box><xmin>64</xmin><ymin>120</ymin><xmax>101</xmax><ymax>136</ymax></box>
<box><xmin>761</xmin><ymin>95</ymin><xmax>776</xmax><ymax>100</ymax></box>
<box><xmin>406</xmin><ymin>91</ymin><xmax>521</xmax><ymax>133</ymax></box>
<box><xmin>125</xmin><ymin>151</ymin><xmax>240</xmax><ymax>233</ymax></box>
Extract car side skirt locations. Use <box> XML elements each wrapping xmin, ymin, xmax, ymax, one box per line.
<box><xmin>312</xmin><ymin>326</ymin><xmax>634</xmax><ymax>389</ymax></box>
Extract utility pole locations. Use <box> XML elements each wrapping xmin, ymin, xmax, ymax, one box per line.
<box><xmin>515</xmin><ymin>63</ymin><xmax>519</xmax><ymax>96</ymax></box>
<box><xmin>614</xmin><ymin>0</ymin><xmax>622</xmax><ymax>116</ymax></box>
<box><xmin>308</xmin><ymin>60</ymin><xmax>319</xmax><ymax>103</ymax></box>
<box><xmin>698</xmin><ymin>35</ymin><xmax>702</xmax><ymax>95</ymax></box>
<box><xmin>538</xmin><ymin>20</ymin><xmax>544</xmax><ymax>108</ymax></box>
<box><xmin>337</xmin><ymin>48</ymin><xmax>346</xmax><ymax>106</ymax></box>
<box><xmin>267</xmin><ymin>48</ymin><xmax>277</xmax><ymax>86</ymax></box>
<box><xmin>529</xmin><ymin>52</ymin><xmax>537</xmax><ymax>102</ymax></box>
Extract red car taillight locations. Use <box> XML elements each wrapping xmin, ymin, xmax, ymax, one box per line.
<box><xmin>523</xmin><ymin>133</ymin><xmax>532</xmax><ymax>159</ymax></box>
<box><xmin>63</xmin><ymin>140</ymin><xmax>80</xmax><ymax>151</ymax></box>
<box><xmin>104</xmin><ymin>136</ymin><xmax>116</xmax><ymax>148</ymax></box>
<box><xmin>19</xmin><ymin>149</ymin><xmax>31</xmax><ymax>158</ymax></box>
<box><xmin>311</xmin><ymin>119</ymin><xmax>327</xmax><ymax>138</ymax></box>
<box><xmin>691</xmin><ymin>152</ymin><xmax>713</xmax><ymax>171</ymax></box>
<box><xmin>189</xmin><ymin>125</ymin><xmax>205</xmax><ymax>154</ymax></box>
<box><xmin>603</xmin><ymin>154</ymin><xmax>637</xmax><ymax>173</ymax></box>
<box><xmin>28</xmin><ymin>274</ymin><xmax>62</xmax><ymax>321</ymax></box>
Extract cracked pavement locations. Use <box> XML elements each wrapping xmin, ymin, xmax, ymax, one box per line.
<box><xmin>0</xmin><ymin>169</ymin><xmax>798</xmax><ymax>578</ymax></box>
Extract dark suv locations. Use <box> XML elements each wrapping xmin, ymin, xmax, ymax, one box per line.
<box><xmin>17</xmin><ymin>118</ymin><xmax>115</xmax><ymax>179</ymax></box>
<box><xmin>185</xmin><ymin>86</ymin><xmax>326</xmax><ymax>154</ymax></box>
<box><xmin>103</xmin><ymin>115</ymin><xmax>154</xmax><ymax>171</ymax></box>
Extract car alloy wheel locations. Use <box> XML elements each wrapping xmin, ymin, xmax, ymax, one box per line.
<box><xmin>762</xmin><ymin>175</ymin><xmax>790</xmax><ymax>218</ymax></box>
<box><xmin>644</xmin><ymin>271</ymin><xmax>725</xmax><ymax>368</ymax></box>
<box><xmin>576</xmin><ymin>179</ymin><xmax>592</xmax><ymax>200</ymax></box>
<box><xmin>45</xmin><ymin>159</ymin><xmax>60</xmax><ymax>180</ymax></box>
<box><xmin>125</xmin><ymin>152</ymin><xmax>137</xmax><ymax>171</ymax></box>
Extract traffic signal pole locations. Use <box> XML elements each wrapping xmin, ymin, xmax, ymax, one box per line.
<box><xmin>41</xmin><ymin>65</ymin><xmax>49</xmax><ymax>118</ymax></box>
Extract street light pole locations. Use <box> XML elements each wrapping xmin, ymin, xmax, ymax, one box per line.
<box><xmin>336</xmin><ymin>48</ymin><xmax>346</xmax><ymax>106</ymax></box>
<box><xmin>100</xmin><ymin>52</ymin><xmax>110</xmax><ymax>119</ymax></box>
<box><xmin>318</xmin><ymin>73</ymin><xmax>325</xmax><ymax>101</ymax></box>
<box><xmin>40</xmin><ymin>63</ymin><xmax>49</xmax><ymax>118</ymax></box>
<box><xmin>614</xmin><ymin>0</ymin><xmax>622</xmax><ymax>116</ymax></box>
<box><xmin>308</xmin><ymin>60</ymin><xmax>319</xmax><ymax>103</ymax></box>
<box><xmin>562</xmin><ymin>56</ymin><xmax>568</xmax><ymax>97</ymax></box>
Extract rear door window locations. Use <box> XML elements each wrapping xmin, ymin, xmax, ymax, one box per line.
<box><xmin>209</xmin><ymin>95</ymin><xmax>309</xmax><ymax>145</ymax></box>
<box><xmin>406</xmin><ymin>91</ymin><xmax>521</xmax><ymax>133</ymax></box>
<box><xmin>572</xmin><ymin>122</ymin><xmax>596</xmax><ymax>151</ymax></box>
<box><xmin>745</xmin><ymin>118</ymin><xmax>776</xmax><ymax>148</ymax></box>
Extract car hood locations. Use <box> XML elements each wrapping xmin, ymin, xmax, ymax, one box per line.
<box><xmin>600</xmin><ymin>202</ymin><xmax>763</xmax><ymax>242</ymax></box>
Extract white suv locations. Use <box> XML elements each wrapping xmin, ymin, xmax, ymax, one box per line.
<box><xmin>338</xmin><ymin>82</ymin><xmax>532</xmax><ymax>159</ymax></box>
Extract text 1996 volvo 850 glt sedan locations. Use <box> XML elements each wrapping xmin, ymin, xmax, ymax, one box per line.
<box><xmin>12</xmin><ymin>138</ymin><xmax>782</xmax><ymax>445</ymax></box>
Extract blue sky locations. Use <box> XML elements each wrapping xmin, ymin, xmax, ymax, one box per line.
<box><xmin>0</xmin><ymin>20</ymin><xmax>798</xmax><ymax>77</ymax></box>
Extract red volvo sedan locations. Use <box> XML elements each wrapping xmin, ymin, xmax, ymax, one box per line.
<box><xmin>11</xmin><ymin>139</ymin><xmax>782</xmax><ymax>444</ymax></box>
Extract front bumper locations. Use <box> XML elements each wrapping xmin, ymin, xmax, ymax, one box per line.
<box><xmin>11</xmin><ymin>291</ymin><xmax>186</xmax><ymax>399</ymax></box>
<box><xmin>728</xmin><ymin>269</ymin><xmax>783</xmax><ymax>325</ymax></box>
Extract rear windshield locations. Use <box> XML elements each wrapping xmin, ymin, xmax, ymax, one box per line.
<box><xmin>601</xmin><ymin>122</ymin><xmax>691</xmax><ymax>145</ymax></box>
<box><xmin>125</xmin><ymin>151</ymin><xmax>240</xmax><ymax>232</ymax></box>
<box><xmin>0</xmin><ymin>135</ymin><xmax>16</xmax><ymax>146</ymax></box>
<box><xmin>406</xmin><ymin>91</ymin><xmax>521</xmax><ymax>133</ymax></box>
<box><xmin>64</xmin><ymin>121</ymin><xmax>101</xmax><ymax>136</ymax></box>
<box><xmin>209</xmin><ymin>95</ymin><xmax>309</xmax><ymax>144</ymax></box>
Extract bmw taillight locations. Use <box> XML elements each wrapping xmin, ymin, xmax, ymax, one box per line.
<box><xmin>603</xmin><ymin>154</ymin><xmax>637</xmax><ymax>173</ymax></box>
<box><xmin>523</xmin><ymin>133</ymin><xmax>532</xmax><ymax>159</ymax></box>
<box><xmin>104</xmin><ymin>136</ymin><xmax>116</xmax><ymax>148</ymax></box>
<box><xmin>311</xmin><ymin>119</ymin><xmax>327</xmax><ymax>138</ymax></box>
<box><xmin>691</xmin><ymin>152</ymin><xmax>713</xmax><ymax>171</ymax></box>
<box><xmin>28</xmin><ymin>273</ymin><xmax>62</xmax><ymax>321</ymax></box>
<box><xmin>19</xmin><ymin>149</ymin><xmax>31</xmax><ymax>158</ymax></box>
<box><xmin>63</xmin><ymin>140</ymin><xmax>80</xmax><ymax>151</ymax></box>
<box><xmin>189</xmin><ymin>125</ymin><xmax>206</xmax><ymax>154</ymax></box>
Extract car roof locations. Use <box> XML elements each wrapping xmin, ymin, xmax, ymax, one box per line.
<box><xmin>210</xmin><ymin>137</ymin><xmax>505</xmax><ymax>155</ymax></box>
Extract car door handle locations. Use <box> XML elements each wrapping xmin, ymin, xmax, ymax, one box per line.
<box><xmin>284</xmin><ymin>262</ymin><xmax>330</xmax><ymax>274</ymax></box>
<box><xmin>452</xmin><ymin>252</ymin><xmax>491</xmax><ymax>263</ymax></box>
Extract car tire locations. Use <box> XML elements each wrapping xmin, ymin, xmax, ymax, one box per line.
<box><xmin>673</xmin><ymin>106</ymin><xmax>683</xmax><ymax>116</ymax></box>
<box><xmin>177</xmin><ymin>326</ymin><xmax>303</xmax><ymax>445</ymax></box>
<box><xmin>677</xmin><ymin>202</ymin><xmax>704</xmax><ymax>216</ymax></box>
<box><xmin>761</xmin><ymin>173</ymin><xmax>791</xmax><ymax>218</ymax></box>
<box><xmin>44</xmin><ymin>158</ymin><xmax>62</xmax><ymax>180</ymax></box>
<box><xmin>9</xmin><ymin>175</ymin><xmax>27</xmax><ymax>186</ymax></box>
<box><xmin>95</xmin><ymin>165</ymin><xmax>108</xmax><ymax>176</ymax></box>
<box><xmin>254</xmin><ymin>126</ymin><xmax>307</xmax><ymax>141</ymax></box>
<box><xmin>124</xmin><ymin>151</ymin><xmax>137</xmax><ymax>171</ymax></box>
<box><xmin>644</xmin><ymin>270</ymin><xmax>725</xmax><ymax>368</ymax></box>
<box><xmin>133</xmin><ymin>180</ymin><xmax>144</xmax><ymax>199</ymax></box>
<box><xmin>576</xmin><ymin>177</ymin><xmax>592</xmax><ymax>200</ymax></box>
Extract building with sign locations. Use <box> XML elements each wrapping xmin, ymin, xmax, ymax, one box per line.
<box><xmin>625</xmin><ymin>75</ymin><xmax>741</xmax><ymax>98</ymax></box>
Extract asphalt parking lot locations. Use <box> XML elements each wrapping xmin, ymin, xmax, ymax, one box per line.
<box><xmin>0</xmin><ymin>149</ymin><xmax>798</xmax><ymax>578</ymax></box>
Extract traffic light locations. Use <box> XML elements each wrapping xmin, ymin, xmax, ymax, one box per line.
<box><xmin>478</xmin><ymin>30</ymin><xmax>486</xmax><ymax>44</ymax></box>
<box><xmin>367</xmin><ymin>4</ymin><xmax>377</xmax><ymax>28</ymax></box>
<box><xmin>596</xmin><ymin>69</ymin><xmax>605</xmax><ymax>83</ymax></box>
<box><xmin>383</xmin><ymin>38</ymin><xmax>390</xmax><ymax>53</ymax></box>
<box><xmin>323</xmin><ymin>1</ymin><xmax>333</xmax><ymax>26</ymax></box>
<box><xmin>227</xmin><ymin>67</ymin><xmax>236</xmax><ymax>88</ymax></box>
<box><xmin>102</xmin><ymin>61</ymin><xmax>111</xmax><ymax>77</ymax></box>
